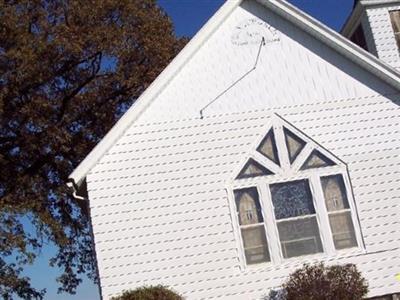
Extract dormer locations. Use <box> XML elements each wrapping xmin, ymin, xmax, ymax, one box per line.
<box><xmin>342</xmin><ymin>0</ymin><xmax>400</xmax><ymax>70</ymax></box>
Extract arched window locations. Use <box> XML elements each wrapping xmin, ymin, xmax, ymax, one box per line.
<box><xmin>230</xmin><ymin>121</ymin><xmax>362</xmax><ymax>266</ymax></box>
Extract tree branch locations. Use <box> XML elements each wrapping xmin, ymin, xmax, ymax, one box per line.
<box><xmin>57</xmin><ymin>52</ymin><xmax>103</xmax><ymax>122</ymax></box>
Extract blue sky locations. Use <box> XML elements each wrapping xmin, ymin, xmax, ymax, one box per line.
<box><xmin>158</xmin><ymin>0</ymin><xmax>354</xmax><ymax>36</ymax></box>
<box><xmin>27</xmin><ymin>1</ymin><xmax>353</xmax><ymax>299</ymax></box>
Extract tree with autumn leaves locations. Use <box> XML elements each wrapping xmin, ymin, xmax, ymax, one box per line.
<box><xmin>0</xmin><ymin>1</ymin><xmax>186</xmax><ymax>298</ymax></box>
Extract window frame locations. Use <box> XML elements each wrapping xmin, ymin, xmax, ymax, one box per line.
<box><xmin>269</xmin><ymin>178</ymin><xmax>325</xmax><ymax>259</ymax></box>
<box><xmin>233</xmin><ymin>187</ymin><xmax>272</xmax><ymax>265</ymax></box>
<box><xmin>226</xmin><ymin>120</ymin><xmax>364</xmax><ymax>269</ymax></box>
<box><xmin>320</xmin><ymin>174</ymin><xmax>358</xmax><ymax>250</ymax></box>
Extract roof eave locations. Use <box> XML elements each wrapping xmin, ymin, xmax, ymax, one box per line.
<box><xmin>68</xmin><ymin>0</ymin><xmax>242</xmax><ymax>187</ymax></box>
<box><xmin>260</xmin><ymin>0</ymin><xmax>400</xmax><ymax>89</ymax></box>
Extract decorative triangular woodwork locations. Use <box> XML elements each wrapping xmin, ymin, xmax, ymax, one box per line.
<box><xmin>283</xmin><ymin>127</ymin><xmax>306</xmax><ymax>164</ymax></box>
<box><xmin>257</xmin><ymin>128</ymin><xmax>280</xmax><ymax>166</ymax></box>
<box><xmin>300</xmin><ymin>150</ymin><xmax>336</xmax><ymax>170</ymax></box>
<box><xmin>236</xmin><ymin>158</ymin><xmax>274</xmax><ymax>179</ymax></box>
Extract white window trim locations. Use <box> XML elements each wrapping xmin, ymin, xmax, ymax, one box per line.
<box><xmin>226</xmin><ymin>117</ymin><xmax>365</xmax><ymax>270</ymax></box>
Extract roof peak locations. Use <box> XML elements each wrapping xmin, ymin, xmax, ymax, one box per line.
<box><xmin>68</xmin><ymin>0</ymin><xmax>400</xmax><ymax>189</ymax></box>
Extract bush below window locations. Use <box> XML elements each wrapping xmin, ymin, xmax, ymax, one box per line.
<box><xmin>264</xmin><ymin>263</ymin><xmax>368</xmax><ymax>300</ymax></box>
<box><xmin>111</xmin><ymin>285</ymin><xmax>183</xmax><ymax>300</ymax></box>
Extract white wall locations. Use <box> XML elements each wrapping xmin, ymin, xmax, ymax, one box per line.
<box><xmin>86</xmin><ymin>1</ymin><xmax>400</xmax><ymax>299</ymax></box>
<box><xmin>88</xmin><ymin>95</ymin><xmax>400</xmax><ymax>299</ymax></box>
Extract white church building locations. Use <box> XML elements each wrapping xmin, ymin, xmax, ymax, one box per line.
<box><xmin>68</xmin><ymin>0</ymin><xmax>400</xmax><ymax>299</ymax></box>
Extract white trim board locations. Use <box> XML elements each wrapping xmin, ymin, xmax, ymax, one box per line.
<box><xmin>68</xmin><ymin>0</ymin><xmax>400</xmax><ymax>189</ymax></box>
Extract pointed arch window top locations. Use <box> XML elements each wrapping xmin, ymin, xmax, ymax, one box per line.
<box><xmin>300</xmin><ymin>150</ymin><xmax>336</xmax><ymax>170</ymax></box>
<box><xmin>236</xmin><ymin>158</ymin><xmax>274</xmax><ymax>179</ymax></box>
<box><xmin>234</xmin><ymin>188</ymin><xmax>264</xmax><ymax>225</ymax></box>
<box><xmin>283</xmin><ymin>127</ymin><xmax>306</xmax><ymax>164</ymax></box>
<box><xmin>234</xmin><ymin>121</ymin><xmax>341</xmax><ymax>181</ymax></box>
<box><xmin>257</xmin><ymin>128</ymin><xmax>280</xmax><ymax>166</ymax></box>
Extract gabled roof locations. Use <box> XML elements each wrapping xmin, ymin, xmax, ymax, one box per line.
<box><xmin>68</xmin><ymin>0</ymin><xmax>400</xmax><ymax>189</ymax></box>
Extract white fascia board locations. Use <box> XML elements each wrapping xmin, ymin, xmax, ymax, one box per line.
<box><xmin>69</xmin><ymin>0</ymin><xmax>400</xmax><ymax>188</ymax></box>
<box><xmin>259</xmin><ymin>0</ymin><xmax>400</xmax><ymax>89</ymax></box>
<box><xmin>68</xmin><ymin>0</ymin><xmax>241</xmax><ymax>187</ymax></box>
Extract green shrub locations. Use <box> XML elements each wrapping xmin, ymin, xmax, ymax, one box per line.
<box><xmin>111</xmin><ymin>285</ymin><xmax>183</xmax><ymax>300</ymax></box>
<box><xmin>281</xmin><ymin>263</ymin><xmax>368</xmax><ymax>300</ymax></box>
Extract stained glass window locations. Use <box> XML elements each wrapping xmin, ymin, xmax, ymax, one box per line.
<box><xmin>257</xmin><ymin>129</ymin><xmax>280</xmax><ymax>166</ymax></box>
<box><xmin>236</xmin><ymin>158</ymin><xmax>274</xmax><ymax>179</ymax></box>
<box><xmin>301</xmin><ymin>150</ymin><xmax>335</xmax><ymax>170</ymax></box>
<box><xmin>234</xmin><ymin>188</ymin><xmax>263</xmax><ymax>225</ymax></box>
<box><xmin>284</xmin><ymin>127</ymin><xmax>306</xmax><ymax>164</ymax></box>
<box><xmin>321</xmin><ymin>175</ymin><xmax>349</xmax><ymax>211</ymax></box>
<box><xmin>270</xmin><ymin>180</ymin><xmax>315</xmax><ymax>219</ymax></box>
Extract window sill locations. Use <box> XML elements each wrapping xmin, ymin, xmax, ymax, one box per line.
<box><xmin>334</xmin><ymin>246</ymin><xmax>366</xmax><ymax>258</ymax></box>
